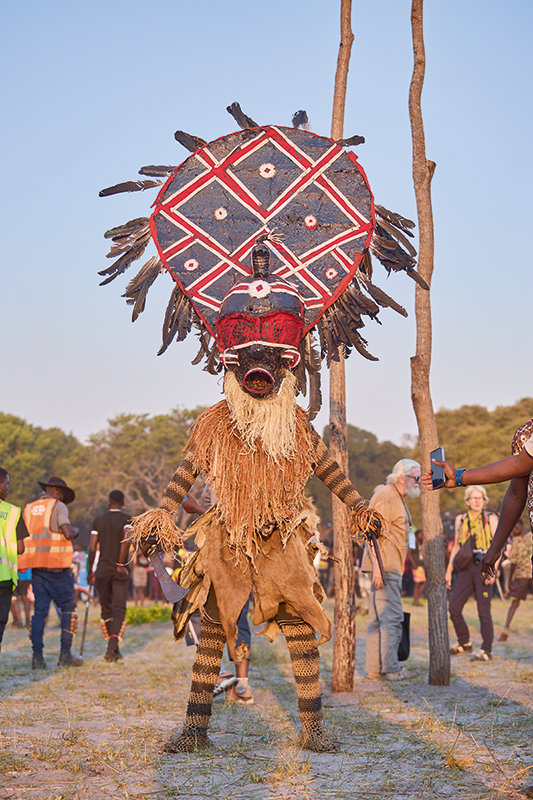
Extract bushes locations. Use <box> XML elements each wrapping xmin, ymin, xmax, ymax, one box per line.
<box><xmin>125</xmin><ymin>603</ymin><xmax>172</xmax><ymax>625</ymax></box>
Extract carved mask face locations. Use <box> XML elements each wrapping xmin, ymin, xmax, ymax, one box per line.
<box><xmin>226</xmin><ymin>344</ymin><xmax>296</xmax><ymax>398</ymax></box>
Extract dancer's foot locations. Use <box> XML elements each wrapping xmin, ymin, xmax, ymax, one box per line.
<box><xmin>300</xmin><ymin>728</ymin><xmax>340</xmax><ymax>753</ymax></box>
<box><xmin>163</xmin><ymin>728</ymin><xmax>212</xmax><ymax>753</ymax></box>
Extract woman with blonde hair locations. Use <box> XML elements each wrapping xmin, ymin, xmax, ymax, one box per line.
<box><xmin>446</xmin><ymin>486</ymin><xmax>498</xmax><ymax>661</ymax></box>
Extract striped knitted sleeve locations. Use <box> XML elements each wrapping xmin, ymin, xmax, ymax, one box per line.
<box><xmin>160</xmin><ymin>453</ymin><xmax>199</xmax><ymax>514</ymax></box>
<box><xmin>312</xmin><ymin>431</ymin><xmax>365</xmax><ymax>508</ymax></box>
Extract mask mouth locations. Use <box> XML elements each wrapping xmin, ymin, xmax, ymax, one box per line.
<box><xmin>242</xmin><ymin>369</ymin><xmax>275</xmax><ymax>396</ymax></box>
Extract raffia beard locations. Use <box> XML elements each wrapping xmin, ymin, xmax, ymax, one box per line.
<box><xmin>223</xmin><ymin>371</ymin><xmax>298</xmax><ymax>463</ymax></box>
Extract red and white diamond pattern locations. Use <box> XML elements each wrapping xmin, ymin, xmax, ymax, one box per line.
<box><xmin>150</xmin><ymin>126</ymin><xmax>374</xmax><ymax>337</ymax></box>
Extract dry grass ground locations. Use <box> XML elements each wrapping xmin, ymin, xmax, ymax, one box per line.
<box><xmin>2</xmin><ymin>595</ymin><xmax>533</xmax><ymax>800</ymax></box>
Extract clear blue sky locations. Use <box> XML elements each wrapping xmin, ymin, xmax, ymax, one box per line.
<box><xmin>1</xmin><ymin>0</ymin><xmax>531</xmax><ymax>445</ymax></box>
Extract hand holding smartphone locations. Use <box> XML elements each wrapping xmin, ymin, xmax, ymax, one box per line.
<box><xmin>429</xmin><ymin>446</ymin><xmax>446</xmax><ymax>489</ymax></box>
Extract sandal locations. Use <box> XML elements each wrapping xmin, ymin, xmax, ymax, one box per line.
<box><xmin>213</xmin><ymin>674</ymin><xmax>238</xmax><ymax>698</ymax></box>
<box><xmin>450</xmin><ymin>643</ymin><xmax>472</xmax><ymax>656</ymax></box>
<box><xmin>229</xmin><ymin>684</ymin><xmax>255</xmax><ymax>706</ymax></box>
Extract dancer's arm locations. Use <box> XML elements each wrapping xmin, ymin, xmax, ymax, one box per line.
<box><xmin>480</xmin><ymin>476</ymin><xmax>528</xmax><ymax>578</ymax></box>
<box><xmin>421</xmin><ymin>446</ymin><xmax>533</xmax><ymax>490</ymax></box>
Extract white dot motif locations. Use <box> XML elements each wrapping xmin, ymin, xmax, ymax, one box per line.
<box><xmin>214</xmin><ymin>207</ymin><xmax>227</xmax><ymax>220</ymax></box>
<box><xmin>325</xmin><ymin>267</ymin><xmax>338</xmax><ymax>280</ymax></box>
<box><xmin>305</xmin><ymin>215</ymin><xmax>317</xmax><ymax>229</ymax></box>
<box><xmin>247</xmin><ymin>281</ymin><xmax>271</xmax><ymax>299</ymax></box>
<box><xmin>184</xmin><ymin>259</ymin><xmax>200</xmax><ymax>272</ymax></box>
<box><xmin>259</xmin><ymin>163</ymin><xmax>276</xmax><ymax>179</ymax></box>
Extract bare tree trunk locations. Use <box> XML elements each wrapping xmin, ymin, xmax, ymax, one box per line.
<box><xmin>409</xmin><ymin>0</ymin><xmax>450</xmax><ymax>686</ymax></box>
<box><xmin>330</xmin><ymin>0</ymin><xmax>356</xmax><ymax>694</ymax></box>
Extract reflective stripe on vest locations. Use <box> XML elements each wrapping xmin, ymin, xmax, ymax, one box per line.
<box><xmin>0</xmin><ymin>500</ymin><xmax>21</xmax><ymax>587</ymax></box>
<box><xmin>19</xmin><ymin>497</ymin><xmax>73</xmax><ymax>570</ymax></box>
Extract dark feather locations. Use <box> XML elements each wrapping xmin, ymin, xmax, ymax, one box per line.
<box><xmin>292</xmin><ymin>110</ymin><xmax>308</xmax><ymax>128</ymax></box>
<box><xmin>176</xmin><ymin>295</ymin><xmax>192</xmax><ymax>342</ymax></box>
<box><xmin>226</xmin><ymin>102</ymin><xmax>258</xmax><ymax>129</ymax></box>
<box><xmin>317</xmin><ymin>318</ymin><xmax>328</xmax><ymax>360</ymax></box>
<box><xmin>323</xmin><ymin>317</ymin><xmax>340</xmax><ymax>367</ymax></box>
<box><xmin>359</xmin><ymin>249</ymin><xmax>373</xmax><ymax>280</ymax></box>
<box><xmin>122</xmin><ymin>257</ymin><xmax>161</xmax><ymax>321</ymax></box>
<box><xmin>203</xmin><ymin>341</ymin><xmax>222</xmax><ymax>375</ymax></box>
<box><xmin>161</xmin><ymin>284</ymin><xmax>182</xmax><ymax>340</ymax></box>
<box><xmin>104</xmin><ymin>217</ymin><xmax>149</xmax><ymax>240</ymax></box>
<box><xmin>371</xmin><ymin>223</ymin><xmax>417</xmax><ymax>273</ymax></box>
<box><xmin>158</xmin><ymin>285</ymin><xmax>185</xmax><ymax>355</ymax></box>
<box><xmin>344</xmin><ymin>284</ymin><xmax>379</xmax><ymax>319</ymax></box>
<box><xmin>106</xmin><ymin>227</ymin><xmax>150</xmax><ymax>258</ymax></box>
<box><xmin>375</xmin><ymin>204</ymin><xmax>415</xmax><ymax>233</ymax></box>
<box><xmin>306</xmin><ymin>336</ymin><xmax>321</xmax><ymax>374</ymax></box>
<box><xmin>327</xmin><ymin>313</ymin><xmax>347</xmax><ymax>357</ymax></box>
<box><xmin>99</xmin><ymin>180</ymin><xmax>162</xmax><ymax>198</ymax></box>
<box><xmin>100</xmin><ymin>230</ymin><xmax>151</xmax><ymax>274</ymax></box>
<box><xmin>191</xmin><ymin>327</ymin><xmax>212</xmax><ymax>366</ymax></box>
<box><xmin>307</xmin><ymin>370</ymin><xmax>322</xmax><ymax>422</ymax></box>
<box><xmin>335</xmin><ymin>292</ymin><xmax>363</xmax><ymax>326</ymax></box>
<box><xmin>336</xmin><ymin>314</ymin><xmax>378</xmax><ymax>361</ymax></box>
<box><xmin>98</xmin><ymin>237</ymin><xmax>150</xmax><ymax>285</ymax></box>
<box><xmin>406</xmin><ymin>268</ymin><xmax>429</xmax><ymax>290</ymax></box>
<box><xmin>375</xmin><ymin>217</ymin><xmax>417</xmax><ymax>256</ymax></box>
<box><xmin>361</xmin><ymin>280</ymin><xmax>408</xmax><ymax>317</ymax></box>
<box><xmin>295</xmin><ymin>353</ymin><xmax>307</xmax><ymax>397</ymax></box>
<box><xmin>350</xmin><ymin>330</ymin><xmax>379</xmax><ymax>362</ymax></box>
<box><xmin>139</xmin><ymin>165</ymin><xmax>177</xmax><ymax>177</ymax></box>
<box><xmin>173</xmin><ymin>130</ymin><xmax>207</xmax><ymax>153</ymax></box>
<box><xmin>336</xmin><ymin>134</ymin><xmax>365</xmax><ymax>147</ymax></box>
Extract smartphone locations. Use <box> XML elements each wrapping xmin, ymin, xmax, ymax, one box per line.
<box><xmin>430</xmin><ymin>446</ymin><xmax>446</xmax><ymax>489</ymax></box>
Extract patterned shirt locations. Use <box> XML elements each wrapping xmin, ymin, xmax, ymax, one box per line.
<box><xmin>509</xmin><ymin>532</ymin><xmax>533</xmax><ymax>579</ymax></box>
<box><xmin>511</xmin><ymin>419</ymin><xmax>533</xmax><ymax>530</ymax></box>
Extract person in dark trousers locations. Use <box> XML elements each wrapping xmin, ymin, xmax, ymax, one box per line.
<box><xmin>499</xmin><ymin>520</ymin><xmax>532</xmax><ymax>641</ymax></box>
<box><xmin>88</xmin><ymin>490</ymin><xmax>132</xmax><ymax>662</ymax></box>
<box><xmin>446</xmin><ymin>486</ymin><xmax>498</xmax><ymax>662</ymax></box>
<box><xmin>0</xmin><ymin>467</ymin><xmax>29</xmax><ymax>651</ymax></box>
<box><xmin>22</xmin><ymin>477</ymin><xmax>82</xmax><ymax>669</ymax></box>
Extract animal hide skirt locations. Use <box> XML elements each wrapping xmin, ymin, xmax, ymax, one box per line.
<box><xmin>172</xmin><ymin>503</ymin><xmax>331</xmax><ymax>663</ymax></box>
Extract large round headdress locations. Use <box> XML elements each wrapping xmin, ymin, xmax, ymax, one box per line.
<box><xmin>99</xmin><ymin>104</ymin><xmax>425</xmax><ymax>416</ymax></box>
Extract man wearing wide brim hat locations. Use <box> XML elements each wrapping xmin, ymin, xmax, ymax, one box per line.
<box><xmin>20</xmin><ymin>477</ymin><xmax>83</xmax><ymax>669</ymax></box>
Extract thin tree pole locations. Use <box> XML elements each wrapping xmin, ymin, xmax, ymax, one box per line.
<box><xmin>409</xmin><ymin>0</ymin><xmax>450</xmax><ymax>685</ymax></box>
<box><xmin>330</xmin><ymin>0</ymin><xmax>356</xmax><ymax>694</ymax></box>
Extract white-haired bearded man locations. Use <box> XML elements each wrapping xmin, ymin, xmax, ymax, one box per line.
<box><xmin>362</xmin><ymin>459</ymin><xmax>420</xmax><ymax>680</ymax></box>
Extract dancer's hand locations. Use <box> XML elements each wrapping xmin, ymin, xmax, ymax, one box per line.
<box><xmin>421</xmin><ymin>460</ymin><xmax>459</xmax><ymax>490</ymax></box>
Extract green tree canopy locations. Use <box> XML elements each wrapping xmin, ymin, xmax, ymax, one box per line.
<box><xmin>0</xmin><ymin>412</ymin><xmax>82</xmax><ymax>509</ymax></box>
<box><xmin>70</xmin><ymin>407</ymin><xmax>206</xmax><ymax>531</ymax></box>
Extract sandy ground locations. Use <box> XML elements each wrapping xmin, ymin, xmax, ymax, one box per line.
<box><xmin>2</xmin><ymin>595</ymin><xmax>533</xmax><ymax>800</ymax></box>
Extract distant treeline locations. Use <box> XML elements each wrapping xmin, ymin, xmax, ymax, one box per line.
<box><xmin>1</xmin><ymin>397</ymin><xmax>532</xmax><ymax>540</ymax></box>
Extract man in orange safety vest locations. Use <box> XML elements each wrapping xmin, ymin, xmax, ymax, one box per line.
<box><xmin>21</xmin><ymin>477</ymin><xmax>83</xmax><ymax>669</ymax></box>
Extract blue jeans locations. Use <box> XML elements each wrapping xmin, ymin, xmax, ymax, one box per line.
<box><xmin>31</xmin><ymin>568</ymin><xmax>76</xmax><ymax>656</ymax></box>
